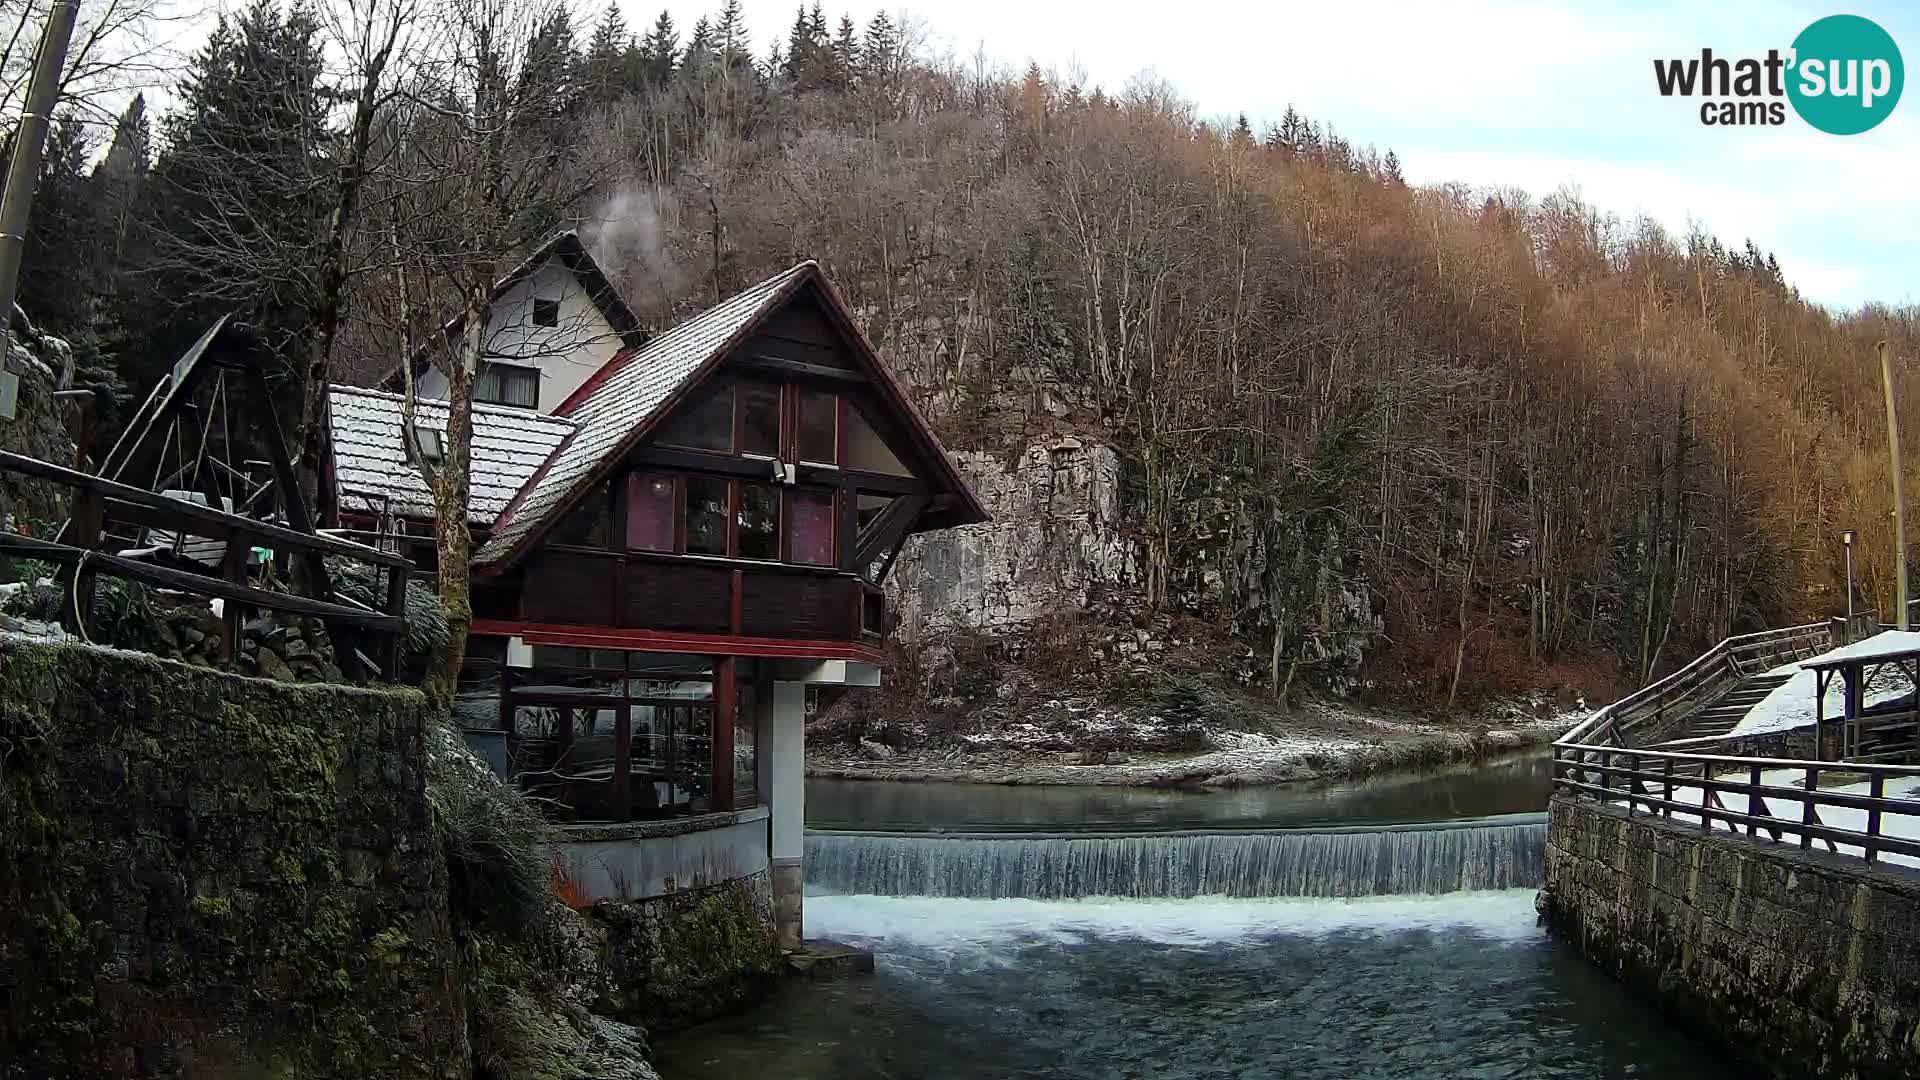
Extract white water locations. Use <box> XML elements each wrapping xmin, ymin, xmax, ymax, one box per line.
<box><xmin>806</xmin><ymin>889</ymin><xmax>1547</xmax><ymax>951</ymax></box>
<box><xmin>805</xmin><ymin>816</ymin><xmax>1546</xmax><ymax>898</ymax></box>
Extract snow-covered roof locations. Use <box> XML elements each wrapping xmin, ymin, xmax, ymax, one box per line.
<box><xmin>473</xmin><ymin>261</ymin><xmax>818</xmax><ymax>566</ymax></box>
<box><xmin>1728</xmin><ymin>630</ymin><xmax>1920</xmax><ymax>738</ymax></box>
<box><xmin>1804</xmin><ymin>629</ymin><xmax>1920</xmax><ymax>668</ymax></box>
<box><xmin>328</xmin><ymin>385</ymin><xmax>576</xmax><ymax>524</ymax></box>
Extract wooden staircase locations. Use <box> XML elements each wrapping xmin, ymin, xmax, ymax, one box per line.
<box><xmin>1686</xmin><ymin>671</ymin><xmax>1795</xmax><ymax>739</ymax></box>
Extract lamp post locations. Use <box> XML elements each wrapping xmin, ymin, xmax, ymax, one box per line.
<box><xmin>1843</xmin><ymin>529</ymin><xmax>1856</xmax><ymax>624</ymax></box>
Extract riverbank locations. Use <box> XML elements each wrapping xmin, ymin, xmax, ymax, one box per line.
<box><xmin>807</xmin><ymin>698</ymin><xmax>1581</xmax><ymax>788</ymax></box>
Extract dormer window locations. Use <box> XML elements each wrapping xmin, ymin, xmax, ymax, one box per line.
<box><xmin>531</xmin><ymin>298</ymin><xmax>560</xmax><ymax>327</ymax></box>
<box><xmin>475</xmin><ymin>362</ymin><xmax>539</xmax><ymax>409</ymax></box>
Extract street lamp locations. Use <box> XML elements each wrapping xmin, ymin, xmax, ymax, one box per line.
<box><xmin>1843</xmin><ymin>530</ymin><xmax>1857</xmax><ymax>623</ymax></box>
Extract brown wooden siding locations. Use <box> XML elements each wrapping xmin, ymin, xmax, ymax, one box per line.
<box><xmin>522</xmin><ymin>551</ymin><xmax>615</xmax><ymax>624</ymax></box>
<box><xmin>619</xmin><ymin>559</ymin><xmax>732</xmax><ymax>633</ymax></box>
<box><xmin>741</xmin><ymin>572</ymin><xmax>854</xmax><ymax>639</ymax></box>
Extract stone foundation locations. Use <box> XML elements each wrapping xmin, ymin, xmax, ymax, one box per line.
<box><xmin>772</xmin><ymin>859</ymin><xmax>804</xmax><ymax>950</ymax></box>
<box><xmin>1541</xmin><ymin>793</ymin><xmax>1920</xmax><ymax>1080</ymax></box>
<box><xmin>596</xmin><ymin>872</ymin><xmax>783</xmax><ymax>1033</ymax></box>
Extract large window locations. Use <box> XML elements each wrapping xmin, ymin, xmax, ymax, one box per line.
<box><xmin>684</xmin><ymin>476</ymin><xmax>729</xmax><ymax>555</ymax></box>
<box><xmin>736</xmin><ymin>482</ymin><xmax>780</xmax><ymax>560</ymax></box>
<box><xmin>797</xmin><ymin>388</ymin><xmax>837</xmax><ymax>463</ymax></box>
<box><xmin>658</xmin><ymin>383</ymin><xmax>734</xmax><ymax>452</ymax></box>
<box><xmin>790</xmin><ymin>488</ymin><xmax>834</xmax><ymax>565</ymax></box>
<box><xmin>475</xmin><ymin>362</ymin><xmax>539</xmax><ymax>409</ymax></box>
<box><xmin>738</xmin><ymin>381</ymin><xmax>781</xmax><ymax>457</ymax></box>
<box><xmin>625</xmin><ymin>472</ymin><xmax>674</xmax><ymax>551</ymax></box>
<box><xmin>506</xmin><ymin>650</ymin><xmax>720</xmax><ymax>821</ymax></box>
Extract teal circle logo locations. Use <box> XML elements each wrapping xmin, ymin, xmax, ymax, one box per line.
<box><xmin>1788</xmin><ymin>14</ymin><xmax>1903</xmax><ymax>135</ymax></box>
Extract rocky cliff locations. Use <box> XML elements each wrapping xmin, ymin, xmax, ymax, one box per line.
<box><xmin>891</xmin><ymin>437</ymin><xmax>1134</xmax><ymax>639</ymax></box>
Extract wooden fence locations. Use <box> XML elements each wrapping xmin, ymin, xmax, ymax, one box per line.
<box><xmin>1554</xmin><ymin>615</ymin><xmax>1920</xmax><ymax>867</ymax></box>
<box><xmin>0</xmin><ymin>449</ymin><xmax>412</xmax><ymax>680</ymax></box>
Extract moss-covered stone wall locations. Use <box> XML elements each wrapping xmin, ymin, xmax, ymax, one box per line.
<box><xmin>1542</xmin><ymin>795</ymin><xmax>1920</xmax><ymax>1080</ymax></box>
<box><xmin>596</xmin><ymin>872</ymin><xmax>782</xmax><ymax>1033</ymax></box>
<box><xmin>0</xmin><ymin>634</ymin><xmax>468</xmax><ymax>1078</ymax></box>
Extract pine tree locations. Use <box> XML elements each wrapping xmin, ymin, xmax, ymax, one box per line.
<box><xmin>1277</xmin><ymin>105</ymin><xmax>1304</xmax><ymax>154</ymax></box>
<box><xmin>517</xmin><ymin>9</ymin><xmax>582</xmax><ymax>126</ymax></box>
<box><xmin>1231</xmin><ymin>113</ymin><xmax>1253</xmax><ymax>147</ymax></box>
<box><xmin>16</xmin><ymin>113</ymin><xmax>99</xmax><ymax>337</ymax></box>
<box><xmin>584</xmin><ymin>3</ymin><xmax>629</xmax><ymax>104</ymax></box>
<box><xmin>684</xmin><ymin>16</ymin><xmax>714</xmax><ymax>74</ymax></box>
<box><xmin>831</xmin><ymin>13</ymin><xmax>858</xmax><ymax>88</ymax></box>
<box><xmin>716</xmin><ymin>0</ymin><xmax>747</xmax><ymax>70</ymax></box>
<box><xmin>117</xmin><ymin>0</ymin><xmax>328</xmax><ymax>391</ymax></box>
<box><xmin>782</xmin><ymin>5</ymin><xmax>811</xmax><ymax>82</ymax></box>
<box><xmin>640</xmin><ymin>10</ymin><xmax>678</xmax><ymax>85</ymax></box>
<box><xmin>861</xmin><ymin>10</ymin><xmax>898</xmax><ymax>86</ymax></box>
<box><xmin>1383</xmin><ymin>150</ymin><xmax>1404</xmax><ymax>185</ymax></box>
<box><xmin>90</xmin><ymin>94</ymin><xmax>149</xmax><ymax>297</ymax></box>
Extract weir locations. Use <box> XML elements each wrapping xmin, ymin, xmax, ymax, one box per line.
<box><xmin>805</xmin><ymin>812</ymin><xmax>1546</xmax><ymax>899</ymax></box>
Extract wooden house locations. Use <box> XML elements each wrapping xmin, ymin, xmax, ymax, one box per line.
<box><xmin>323</xmin><ymin>233</ymin><xmax>985</xmax><ymax>943</ymax></box>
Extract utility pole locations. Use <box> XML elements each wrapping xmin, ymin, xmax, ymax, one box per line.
<box><xmin>0</xmin><ymin>0</ymin><xmax>81</xmax><ymax>369</ymax></box>
<box><xmin>1881</xmin><ymin>340</ymin><xmax>1908</xmax><ymax>630</ymax></box>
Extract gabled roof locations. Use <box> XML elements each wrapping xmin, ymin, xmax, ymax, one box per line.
<box><xmin>380</xmin><ymin>230</ymin><xmax>646</xmax><ymax>390</ymax></box>
<box><xmin>473</xmin><ymin>260</ymin><xmax>988</xmax><ymax>569</ymax></box>
<box><xmin>329</xmin><ymin>385</ymin><xmax>576</xmax><ymax>524</ymax></box>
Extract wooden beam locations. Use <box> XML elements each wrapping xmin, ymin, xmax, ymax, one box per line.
<box><xmin>0</xmin><ymin>451</ymin><xmax>410</xmax><ymax>568</ymax></box>
<box><xmin>712</xmin><ymin>656</ymin><xmax>736</xmax><ymax>810</ymax></box>
<box><xmin>0</xmin><ymin>531</ymin><xmax>404</xmax><ymax>631</ymax></box>
<box><xmin>735</xmin><ymin>353</ymin><xmax>866</xmax><ymax>386</ymax></box>
<box><xmin>853</xmin><ymin>494</ymin><xmax>927</xmax><ymax>570</ymax></box>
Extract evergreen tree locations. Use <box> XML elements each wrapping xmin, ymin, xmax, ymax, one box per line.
<box><xmin>861</xmin><ymin>10</ymin><xmax>898</xmax><ymax>85</ymax></box>
<box><xmin>1231</xmin><ymin>113</ymin><xmax>1253</xmax><ymax>147</ymax></box>
<box><xmin>782</xmin><ymin>5</ymin><xmax>811</xmax><ymax>83</ymax></box>
<box><xmin>89</xmin><ymin>94</ymin><xmax>150</xmax><ymax>304</ymax></box>
<box><xmin>684</xmin><ymin>16</ymin><xmax>714</xmax><ymax>73</ymax></box>
<box><xmin>16</xmin><ymin>114</ymin><xmax>99</xmax><ymax>337</ymax></box>
<box><xmin>1276</xmin><ymin>105</ymin><xmax>1304</xmax><ymax>154</ymax></box>
<box><xmin>1383</xmin><ymin>149</ymin><xmax>1404</xmax><ymax>185</ymax></box>
<box><xmin>640</xmin><ymin>10</ymin><xmax>678</xmax><ymax>85</ymax></box>
<box><xmin>584</xmin><ymin>3</ymin><xmax>629</xmax><ymax>104</ymax></box>
<box><xmin>517</xmin><ymin>8</ymin><xmax>582</xmax><ymax>126</ymax></box>
<box><xmin>117</xmin><ymin>0</ymin><xmax>328</xmax><ymax>392</ymax></box>
<box><xmin>831</xmin><ymin>13</ymin><xmax>858</xmax><ymax>88</ymax></box>
<box><xmin>715</xmin><ymin>0</ymin><xmax>748</xmax><ymax>70</ymax></box>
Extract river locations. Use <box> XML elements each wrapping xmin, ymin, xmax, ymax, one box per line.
<box><xmin>655</xmin><ymin>756</ymin><xmax>1732</xmax><ymax>1079</ymax></box>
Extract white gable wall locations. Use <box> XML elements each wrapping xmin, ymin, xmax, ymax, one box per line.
<box><xmin>415</xmin><ymin>261</ymin><xmax>622</xmax><ymax>413</ymax></box>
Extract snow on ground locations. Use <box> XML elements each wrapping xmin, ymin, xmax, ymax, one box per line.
<box><xmin>1615</xmin><ymin>768</ymin><xmax>1920</xmax><ymax>869</ymax></box>
<box><xmin>1731</xmin><ymin>631</ymin><xmax>1920</xmax><ymax>738</ymax></box>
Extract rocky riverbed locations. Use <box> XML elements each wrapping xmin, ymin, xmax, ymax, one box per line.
<box><xmin>808</xmin><ymin>697</ymin><xmax>1582</xmax><ymax>788</ymax></box>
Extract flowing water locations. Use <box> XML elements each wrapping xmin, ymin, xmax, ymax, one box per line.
<box><xmin>657</xmin><ymin>758</ymin><xmax>1730</xmax><ymax>1079</ymax></box>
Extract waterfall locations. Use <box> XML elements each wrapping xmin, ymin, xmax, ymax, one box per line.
<box><xmin>805</xmin><ymin>813</ymin><xmax>1546</xmax><ymax>899</ymax></box>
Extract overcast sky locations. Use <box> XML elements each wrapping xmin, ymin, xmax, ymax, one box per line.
<box><xmin>632</xmin><ymin>0</ymin><xmax>1918</xmax><ymax>311</ymax></box>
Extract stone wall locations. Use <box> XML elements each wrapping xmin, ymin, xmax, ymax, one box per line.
<box><xmin>0</xmin><ymin>633</ymin><xmax>467</xmax><ymax>1078</ymax></box>
<box><xmin>890</xmin><ymin>437</ymin><xmax>1134</xmax><ymax>638</ymax></box>
<box><xmin>0</xmin><ymin>339</ymin><xmax>75</xmax><ymax>530</ymax></box>
<box><xmin>596</xmin><ymin>872</ymin><xmax>783</xmax><ymax>1033</ymax></box>
<box><xmin>1541</xmin><ymin>794</ymin><xmax>1920</xmax><ymax>1080</ymax></box>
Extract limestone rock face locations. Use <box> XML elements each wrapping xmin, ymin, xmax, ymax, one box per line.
<box><xmin>890</xmin><ymin>437</ymin><xmax>1135</xmax><ymax>637</ymax></box>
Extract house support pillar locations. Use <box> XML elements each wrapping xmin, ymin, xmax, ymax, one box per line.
<box><xmin>766</xmin><ymin>679</ymin><xmax>807</xmax><ymax>950</ymax></box>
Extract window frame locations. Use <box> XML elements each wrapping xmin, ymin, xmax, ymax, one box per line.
<box><xmin>474</xmin><ymin>361</ymin><xmax>540</xmax><ymax>409</ymax></box>
<box><xmin>531</xmin><ymin>297</ymin><xmax>561</xmax><ymax>327</ymax></box>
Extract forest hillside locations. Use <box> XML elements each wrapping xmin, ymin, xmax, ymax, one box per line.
<box><xmin>18</xmin><ymin>0</ymin><xmax>1920</xmax><ymax>727</ymax></box>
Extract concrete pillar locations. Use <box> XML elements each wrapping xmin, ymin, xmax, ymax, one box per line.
<box><xmin>766</xmin><ymin>680</ymin><xmax>806</xmax><ymax>950</ymax></box>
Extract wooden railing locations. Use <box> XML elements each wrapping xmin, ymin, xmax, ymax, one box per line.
<box><xmin>0</xmin><ymin>449</ymin><xmax>412</xmax><ymax>680</ymax></box>
<box><xmin>1554</xmin><ymin>615</ymin><xmax>1920</xmax><ymax>867</ymax></box>
<box><xmin>1551</xmin><ymin>745</ymin><xmax>1920</xmax><ymax>866</ymax></box>
<box><xmin>1557</xmin><ymin>622</ymin><xmax>1835</xmax><ymax>750</ymax></box>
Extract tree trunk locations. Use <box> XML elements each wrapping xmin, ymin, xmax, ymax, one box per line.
<box><xmin>426</xmin><ymin>285</ymin><xmax>487</xmax><ymax>702</ymax></box>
